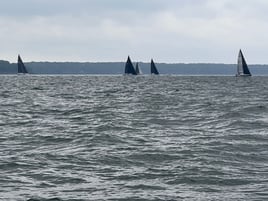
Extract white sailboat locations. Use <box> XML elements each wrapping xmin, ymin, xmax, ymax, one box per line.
<box><xmin>135</xmin><ymin>63</ymin><xmax>142</xmax><ymax>75</ymax></box>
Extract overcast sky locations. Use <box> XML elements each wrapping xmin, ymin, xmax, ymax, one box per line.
<box><xmin>1</xmin><ymin>0</ymin><xmax>268</xmax><ymax>63</ymax></box>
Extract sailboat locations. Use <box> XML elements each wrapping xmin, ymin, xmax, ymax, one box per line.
<box><xmin>236</xmin><ymin>50</ymin><xmax>251</xmax><ymax>77</ymax></box>
<box><xmin>17</xmin><ymin>55</ymin><xmax>28</xmax><ymax>74</ymax></box>
<box><xmin>135</xmin><ymin>62</ymin><xmax>142</xmax><ymax>75</ymax></box>
<box><xmin>125</xmin><ymin>56</ymin><xmax>137</xmax><ymax>75</ymax></box>
<box><xmin>151</xmin><ymin>59</ymin><xmax>159</xmax><ymax>75</ymax></box>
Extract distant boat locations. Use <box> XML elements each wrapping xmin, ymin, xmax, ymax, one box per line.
<box><xmin>236</xmin><ymin>50</ymin><xmax>251</xmax><ymax>77</ymax></box>
<box><xmin>125</xmin><ymin>56</ymin><xmax>137</xmax><ymax>75</ymax></box>
<box><xmin>135</xmin><ymin>62</ymin><xmax>142</xmax><ymax>75</ymax></box>
<box><xmin>151</xmin><ymin>59</ymin><xmax>159</xmax><ymax>75</ymax></box>
<box><xmin>17</xmin><ymin>55</ymin><xmax>28</xmax><ymax>74</ymax></box>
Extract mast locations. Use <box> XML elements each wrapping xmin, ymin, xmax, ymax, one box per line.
<box><xmin>17</xmin><ymin>55</ymin><xmax>28</xmax><ymax>74</ymax></box>
<box><xmin>151</xmin><ymin>59</ymin><xmax>159</xmax><ymax>75</ymax></box>
<box><xmin>125</xmin><ymin>56</ymin><xmax>137</xmax><ymax>75</ymax></box>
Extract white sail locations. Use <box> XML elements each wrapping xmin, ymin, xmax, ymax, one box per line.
<box><xmin>135</xmin><ymin>63</ymin><xmax>142</xmax><ymax>75</ymax></box>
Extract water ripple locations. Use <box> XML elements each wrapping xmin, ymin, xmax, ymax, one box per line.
<box><xmin>0</xmin><ymin>75</ymin><xmax>268</xmax><ymax>200</ymax></box>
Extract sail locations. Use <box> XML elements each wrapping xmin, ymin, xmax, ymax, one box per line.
<box><xmin>17</xmin><ymin>55</ymin><xmax>28</xmax><ymax>74</ymax></box>
<box><xmin>237</xmin><ymin>50</ymin><xmax>251</xmax><ymax>76</ymax></box>
<box><xmin>151</xmin><ymin>59</ymin><xmax>159</xmax><ymax>75</ymax></box>
<box><xmin>135</xmin><ymin>63</ymin><xmax>142</xmax><ymax>75</ymax></box>
<box><xmin>125</xmin><ymin>56</ymin><xmax>137</xmax><ymax>75</ymax></box>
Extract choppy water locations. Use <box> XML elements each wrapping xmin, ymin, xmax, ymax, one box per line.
<box><xmin>0</xmin><ymin>75</ymin><xmax>268</xmax><ymax>201</ymax></box>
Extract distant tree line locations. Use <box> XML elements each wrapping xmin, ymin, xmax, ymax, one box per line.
<box><xmin>0</xmin><ymin>60</ymin><xmax>17</xmax><ymax>73</ymax></box>
<box><xmin>1</xmin><ymin>60</ymin><xmax>268</xmax><ymax>75</ymax></box>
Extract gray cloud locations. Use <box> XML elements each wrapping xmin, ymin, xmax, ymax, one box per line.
<box><xmin>1</xmin><ymin>0</ymin><xmax>268</xmax><ymax>63</ymax></box>
<box><xmin>0</xmin><ymin>0</ymin><xmax>166</xmax><ymax>17</ymax></box>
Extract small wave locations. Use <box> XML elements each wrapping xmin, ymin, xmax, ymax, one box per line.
<box><xmin>31</xmin><ymin>87</ymin><xmax>44</xmax><ymax>91</ymax></box>
<box><xmin>1</xmin><ymin>76</ymin><xmax>268</xmax><ymax>201</ymax></box>
<box><xmin>27</xmin><ymin>198</ymin><xmax>63</xmax><ymax>201</ymax></box>
<box><xmin>126</xmin><ymin>184</ymin><xmax>166</xmax><ymax>190</ymax></box>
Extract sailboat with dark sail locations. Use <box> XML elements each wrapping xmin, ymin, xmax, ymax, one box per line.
<box><xmin>135</xmin><ymin>63</ymin><xmax>142</xmax><ymax>75</ymax></box>
<box><xmin>17</xmin><ymin>55</ymin><xmax>28</xmax><ymax>74</ymax></box>
<box><xmin>125</xmin><ymin>56</ymin><xmax>137</xmax><ymax>75</ymax></box>
<box><xmin>151</xmin><ymin>59</ymin><xmax>159</xmax><ymax>75</ymax></box>
<box><xmin>236</xmin><ymin>50</ymin><xmax>251</xmax><ymax>77</ymax></box>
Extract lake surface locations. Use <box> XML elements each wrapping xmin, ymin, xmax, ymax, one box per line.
<box><xmin>0</xmin><ymin>75</ymin><xmax>268</xmax><ymax>201</ymax></box>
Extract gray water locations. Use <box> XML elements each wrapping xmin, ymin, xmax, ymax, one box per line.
<box><xmin>0</xmin><ymin>75</ymin><xmax>268</xmax><ymax>201</ymax></box>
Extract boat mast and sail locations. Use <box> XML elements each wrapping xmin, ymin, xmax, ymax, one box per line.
<box><xmin>17</xmin><ymin>55</ymin><xmax>28</xmax><ymax>74</ymax></box>
<box><xmin>236</xmin><ymin>49</ymin><xmax>251</xmax><ymax>77</ymax></box>
<box><xmin>125</xmin><ymin>56</ymin><xmax>137</xmax><ymax>75</ymax></box>
<box><xmin>151</xmin><ymin>59</ymin><xmax>159</xmax><ymax>75</ymax></box>
<box><xmin>135</xmin><ymin>62</ymin><xmax>142</xmax><ymax>75</ymax></box>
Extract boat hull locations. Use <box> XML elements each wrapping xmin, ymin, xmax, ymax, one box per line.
<box><xmin>236</xmin><ymin>74</ymin><xmax>251</xmax><ymax>77</ymax></box>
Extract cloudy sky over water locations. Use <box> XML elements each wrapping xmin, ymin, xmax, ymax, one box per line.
<box><xmin>1</xmin><ymin>0</ymin><xmax>268</xmax><ymax>63</ymax></box>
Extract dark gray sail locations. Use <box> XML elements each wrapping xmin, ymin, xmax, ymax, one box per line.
<box><xmin>151</xmin><ymin>59</ymin><xmax>159</xmax><ymax>75</ymax></box>
<box><xmin>237</xmin><ymin>50</ymin><xmax>251</xmax><ymax>76</ymax></box>
<box><xmin>17</xmin><ymin>55</ymin><xmax>28</xmax><ymax>74</ymax></box>
<box><xmin>125</xmin><ymin>56</ymin><xmax>137</xmax><ymax>75</ymax></box>
<box><xmin>135</xmin><ymin>63</ymin><xmax>142</xmax><ymax>75</ymax></box>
